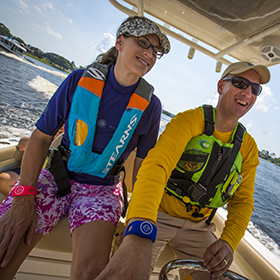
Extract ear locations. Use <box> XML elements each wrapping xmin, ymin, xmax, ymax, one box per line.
<box><xmin>217</xmin><ymin>79</ymin><xmax>224</xmax><ymax>95</ymax></box>
<box><xmin>115</xmin><ymin>36</ymin><xmax>123</xmax><ymax>51</ymax></box>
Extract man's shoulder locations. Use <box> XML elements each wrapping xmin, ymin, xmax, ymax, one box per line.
<box><xmin>173</xmin><ymin>107</ymin><xmax>203</xmax><ymax>123</ymax></box>
<box><xmin>241</xmin><ymin>130</ymin><xmax>259</xmax><ymax>158</ymax></box>
<box><xmin>243</xmin><ymin>130</ymin><xmax>257</xmax><ymax>146</ymax></box>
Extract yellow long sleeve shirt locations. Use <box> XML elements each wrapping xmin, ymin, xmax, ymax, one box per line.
<box><xmin>127</xmin><ymin>107</ymin><xmax>259</xmax><ymax>252</ymax></box>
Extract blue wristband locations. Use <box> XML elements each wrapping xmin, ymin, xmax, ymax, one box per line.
<box><xmin>124</xmin><ymin>221</ymin><xmax>157</xmax><ymax>242</ymax></box>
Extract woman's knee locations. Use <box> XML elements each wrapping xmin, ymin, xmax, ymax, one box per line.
<box><xmin>71</xmin><ymin>257</ymin><xmax>108</xmax><ymax>280</ymax></box>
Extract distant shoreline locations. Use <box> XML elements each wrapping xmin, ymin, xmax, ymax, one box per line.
<box><xmin>24</xmin><ymin>53</ymin><xmax>71</xmax><ymax>74</ymax></box>
<box><xmin>162</xmin><ymin>109</ymin><xmax>175</xmax><ymax>118</ymax></box>
<box><xmin>259</xmin><ymin>154</ymin><xmax>280</xmax><ymax>167</ymax></box>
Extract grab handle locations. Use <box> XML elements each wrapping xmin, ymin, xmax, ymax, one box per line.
<box><xmin>159</xmin><ymin>259</ymin><xmax>250</xmax><ymax>280</ymax></box>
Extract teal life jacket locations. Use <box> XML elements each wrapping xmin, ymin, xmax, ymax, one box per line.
<box><xmin>165</xmin><ymin>105</ymin><xmax>246</xmax><ymax>217</ymax></box>
<box><xmin>67</xmin><ymin>62</ymin><xmax>153</xmax><ymax>178</ymax></box>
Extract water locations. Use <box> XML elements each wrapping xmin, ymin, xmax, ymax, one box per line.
<box><xmin>0</xmin><ymin>51</ymin><xmax>280</xmax><ymax>259</ymax></box>
<box><xmin>0</xmin><ymin>52</ymin><xmax>66</xmax><ymax>138</ymax></box>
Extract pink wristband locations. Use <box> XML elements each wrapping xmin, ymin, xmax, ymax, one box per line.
<box><xmin>12</xmin><ymin>186</ymin><xmax>37</xmax><ymax>197</ymax></box>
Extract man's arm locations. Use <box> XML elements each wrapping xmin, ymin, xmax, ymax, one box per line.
<box><xmin>97</xmin><ymin>110</ymin><xmax>203</xmax><ymax>279</ymax></box>
<box><xmin>96</xmin><ymin>218</ymin><xmax>154</xmax><ymax>280</ymax></box>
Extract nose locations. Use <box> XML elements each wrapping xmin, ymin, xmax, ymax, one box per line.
<box><xmin>143</xmin><ymin>47</ymin><xmax>153</xmax><ymax>58</ymax></box>
<box><xmin>241</xmin><ymin>85</ymin><xmax>253</xmax><ymax>96</ymax></box>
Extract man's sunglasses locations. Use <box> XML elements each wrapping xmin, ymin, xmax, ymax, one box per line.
<box><xmin>124</xmin><ymin>34</ymin><xmax>163</xmax><ymax>59</ymax></box>
<box><xmin>222</xmin><ymin>76</ymin><xmax>262</xmax><ymax>96</ymax></box>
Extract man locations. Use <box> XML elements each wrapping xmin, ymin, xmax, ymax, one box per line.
<box><xmin>96</xmin><ymin>61</ymin><xmax>270</xmax><ymax>280</ymax></box>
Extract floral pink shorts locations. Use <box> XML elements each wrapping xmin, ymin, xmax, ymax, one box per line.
<box><xmin>0</xmin><ymin>169</ymin><xmax>123</xmax><ymax>236</ymax></box>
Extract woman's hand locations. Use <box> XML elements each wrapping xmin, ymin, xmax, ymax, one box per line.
<box><xmin>0</xmin><ymin>195</ymin><xmax>37</xmax><ymax>267</ymax></box>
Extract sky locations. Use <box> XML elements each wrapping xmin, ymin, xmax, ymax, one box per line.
<box><xmin>0</xmin><ymin>0</ymin><xmax>280</xmax><ymax>156</ymax></box>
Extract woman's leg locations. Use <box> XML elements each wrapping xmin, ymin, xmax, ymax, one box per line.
<box><xmin>0</xmin><ymin>232</ymin><xmax>43</xmax><ymax>280</ymax></box>
<box><xmin>68</xmin><ymin>180</ymin><xmax>123</xmax><ymax>280</ymax></box>
<box><xmin>70</xmin><ymin>220</ymin><xmax>116</xmax><ymax>280</ymax></box>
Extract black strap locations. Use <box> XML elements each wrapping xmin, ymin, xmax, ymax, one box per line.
<box><xmin>206</xmin><ymin>208</ymin><xmax>217</xmax><ymax>225</ymax></box>
<box><xmin>50</xmin><ymin>149</ymin><xmax>71</xmax><ymax>198</ymax></box>
<box><xmin>109</xmin><ymin>163</ymin><xmax>125</xmax><ymax>177</ymax></box>
<box><xmin>120</xmin><ymin>166</ymin><xmax>128</xmax><ymax>218</ymax></box>
<box><xmin>166</xmin><ymin>179</ymin><xmax>193</xmax><ymax>197</ymax></box>
<box><xmin>203</xmin><ymin>105</ymin><xmax>215</xmax><ymax>136</ymax></box>
<box><xmin>198</xmin><ymin>141</ymin><xmax>221</xmax><ymax>186</ymax></box>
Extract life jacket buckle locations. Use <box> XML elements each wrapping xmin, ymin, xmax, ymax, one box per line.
<box><xmin>59</xmin><ymin>145</ymin><xmax>71</xmax><ymax>161</ymax></box>
<box><xmin>108</xmin><ymin>163</ymin><xmax>124</xmax><ymax>177</ymax></box>
<box><xmin>189</xmin><ymin>183</ymin><xmax>207</xmax><ymax>203</ymax></box>
<box><xmin>192</xmin><ymin>208</ymin><xmax>204</xmax><ymax>218</ymax></box>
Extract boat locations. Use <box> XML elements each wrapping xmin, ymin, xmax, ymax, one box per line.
<box><xmin>0</xmin><ymin>35</ymin><xmax>26</xmax><ymax>57</ymax></box>
<box><xmin>1</xmin><ymin>0</ymin><xmax>280</xmax><ymax>279</ymax></box>
<box><xmin>1</xmin><ymin>137</ymin><xmax>280</xmax><ymax>280</ymax></box>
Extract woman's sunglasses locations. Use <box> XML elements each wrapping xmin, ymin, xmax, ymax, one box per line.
<box><xmin>124</xmin><ymin>34</ymin><xmax>163</xmax><ymax>59</ymax></box>
<box><xmin>222</xmin><ymin>76</ymin><xmax>262</xmax><ymax>96</ymax></box>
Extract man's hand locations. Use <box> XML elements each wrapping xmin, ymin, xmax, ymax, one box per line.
<box><xmin>0</xmin><ymin>195</ymin><xmax>37</xmax><ymax>267</ymax></box>
<box><xmin>203</xmin><ymin>239</ymin><xmax>233</xmax><ymax>278</ymax></box>
<box><xmin>96</xmin><ymin>234</ymin><xmax>153</xmax><ymax>280</ymax></box>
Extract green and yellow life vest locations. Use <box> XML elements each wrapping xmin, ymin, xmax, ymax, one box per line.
<box><xmin>165</xmin><ymin>105</ymin><xmax>246</xmax><ymax>214</ymax></box>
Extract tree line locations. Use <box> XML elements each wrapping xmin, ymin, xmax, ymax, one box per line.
<box><xmin>0</xmin><ymin>23</ymin><xmax>77</xmax><ymax>72</ymax></box>
<box><xmin>258</xmin><ymin>150</ymin><xmax>280</xmax><ymax>166</ymax></box>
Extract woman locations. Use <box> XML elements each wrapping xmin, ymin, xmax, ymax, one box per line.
<box><xmin>0</xmin><ymin>16</ymin><xmax>170</xmax><ymax>280</ymax></box>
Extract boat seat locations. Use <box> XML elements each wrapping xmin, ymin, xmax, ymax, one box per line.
<box><xmin>0</xmin><ymin>145</ymin><xmax>23</xmax><ymax>173</ymax></box>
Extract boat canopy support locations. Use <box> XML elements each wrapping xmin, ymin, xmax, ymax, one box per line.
<box><xmin>109</xmin><ymin>0</ymin><xmax>280</xmax><ymax>71</ymax></box>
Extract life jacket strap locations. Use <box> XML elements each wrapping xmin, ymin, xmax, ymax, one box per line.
<box><xmin>118</xmin><ymin>166</ymin><xmax>128</xmax><ymax>218</ymax></box>
<box><xmin>108</xmin><ymin>163</ymin><xmax>125</xmax><ymax>177</ymax></box>
<box><xmin>203</xmin><ymin>105</ymin><xmax>215</xmax><ymax>136</ymax></box>
<box><xmin>205</xmin><ymin>208</ymin><xmax>217</xmax><ymax>225</ymax></box>
<box><xmin>166</xmin><ymin>179</ymin><xmax>192</xmax><ymax>197</ymax></box>
<box><xmin>49</xmin><ymin>148</ymin><xmax>71</xmax><ymax>198</ymax></box>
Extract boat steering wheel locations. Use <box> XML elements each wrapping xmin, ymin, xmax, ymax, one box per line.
<box><xmin>159</xmin><ymin>259</ymin><xmax>250</xmax><ymax>280</ymax></box>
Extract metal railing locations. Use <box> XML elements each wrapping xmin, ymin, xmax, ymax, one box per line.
<box><xmin>159</xmin><ymin>259</ymin><xmax>250</xmax><ymax>280</ymax></box>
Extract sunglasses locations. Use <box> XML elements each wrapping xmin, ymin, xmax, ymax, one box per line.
<box><xmin>222</xmin><ymin>76</ymin><xmax>262</xmax><ymax>96</ymax></box>
<box><xmin>124</xmin><ymin>34</ymin><xmax>163</xmax><ymax>59</ymax></box>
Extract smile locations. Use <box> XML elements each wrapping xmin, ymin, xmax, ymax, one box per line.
<box><xmin>235</xmin><ymin>99</ymin><xmax>248</xmax><ymax>106</ymax></box>
<box><xmin>138</xmin><ymin>57</ymin><xmax>149</xmax><ymax>67</ymax></box>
